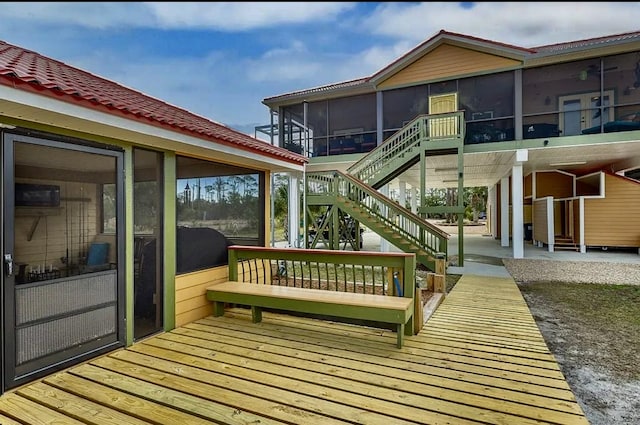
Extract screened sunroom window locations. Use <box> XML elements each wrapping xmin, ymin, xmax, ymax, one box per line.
<box><xmin>175</xmin><ymin>156</ymin><xmax>265</xmax><ymax>273</ymax></box>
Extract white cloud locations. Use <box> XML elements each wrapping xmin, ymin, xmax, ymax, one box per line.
<box><xmin>147</xmin><ymin>2</ymin><xmax>357</xmax><ymax>30</ymax></box>
<box><xmin>1</xmin><ymin>1</ymin><xmax>638</xmax><ymax>133</ymax></box>
<box><xmin>363</xmin><ymin>2</ymin><xmax>640</xmax><ymax>47</ymax></box>
<box><xmin>0</xmin><ymin>2</ymin><xmax>357</xmax><ymax>31</ymax></box>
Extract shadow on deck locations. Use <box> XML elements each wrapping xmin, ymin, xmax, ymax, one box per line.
<box><xmin>0</xmin><ymin>275</ymin><xmax>589</xmax><ymax>424</ymax></box>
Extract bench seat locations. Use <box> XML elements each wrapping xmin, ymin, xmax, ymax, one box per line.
<box><xmin>206</xmin><ymin>281</ymin><xmax>414</xmax><ymax>348</ymax></box>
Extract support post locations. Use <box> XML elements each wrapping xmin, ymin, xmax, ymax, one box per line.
<box><xmin>501</xmin><ymin>176</ymin><xmax>510</xmax><ymax>247</ymax></box>
<box><xmin>512</xmin><ymin>152</ymin><xmax>525</xmax><ymax>259</ymax></box>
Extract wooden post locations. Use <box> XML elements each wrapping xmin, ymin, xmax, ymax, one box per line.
<box><xmin>414</xmin><ymin>287</ymin><xmax>424</xmax><ymax>334</ymax></box>
<box><xmin>228</xmin><ymin>248</ymin><xmax>238</xmax><ymax>281</ymax></box>
<box><xmin>435</xmin><ymin>257</ymin><xmax>446</xmax><ymax>277</ymax></box>
<box><xmin>434</xmin><ymin>253</ymin><xmax>447</xmax><ymax>294</ymax></box>
<box><xmin>433</xmin><ymin>274</ymin><xmax>446</xmax><ymax>293</ymax></box>
<box><xmin>426</xmin><ymin>273</ymin><xmax>435</xmax><ymax>291</ymax></box>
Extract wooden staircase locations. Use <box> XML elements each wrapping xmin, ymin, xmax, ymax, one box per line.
<box><xmin>305</xmin><ymin>170</ymin><xmax>449</xmax><ymax>272</ymax></box>
<box><xmin>304</xmin><ymin>112</ymin><xmax>465</xmax><ymax>272</ymax></box>
<box><xmin>554</xmin><ymin>236</ymin><xmax>580</xmax><ymax>251</ymax></box>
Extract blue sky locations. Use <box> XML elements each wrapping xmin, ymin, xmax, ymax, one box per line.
<box><xmin>0</xmin><ymin>2</ymin><xmax>638</xmax><ymax>140</ymax></box>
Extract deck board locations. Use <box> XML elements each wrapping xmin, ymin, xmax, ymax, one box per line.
<box><xmin>0</xmin><ymin>274</ymin><xmax>589</xmax><ymax>424</ymax></box>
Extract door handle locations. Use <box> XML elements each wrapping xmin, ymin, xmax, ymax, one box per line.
<box><xmin>4</xmin><ymin>253</ymin><xmax>13</xmax><ymax>277</ymax></box>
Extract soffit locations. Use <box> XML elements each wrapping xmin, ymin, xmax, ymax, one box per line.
<box><xmin>0</xmin><ymin>98</ymin><xmax>304</xmax><ymax>173</ymax></box>
<box><xmin>379</xmin><ymin>140</ymin><xmax>640</xmax><ymax>191</ymax></box>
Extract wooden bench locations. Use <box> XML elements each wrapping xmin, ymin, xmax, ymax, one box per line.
<box><xmin>206</xmin><ymin>281</ymin><xmax>414</xmax><ymax>348</ymax></box>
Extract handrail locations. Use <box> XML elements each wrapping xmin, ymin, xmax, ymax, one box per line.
<box><xmin>227</xmin><ymin>245</ymin><xmax>416</xmax><ymax>300</ymax></box>
<box><xmin>347</xmin><ymin>111</ymin><xmax>464</xmax><ymax>186</ymax></box>
<box><xmin>306</xmin><ymin>170</ymin><xmax>449</xmax><ymax>260</ymax></box>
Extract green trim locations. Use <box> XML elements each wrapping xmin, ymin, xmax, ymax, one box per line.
<box><xmin>458</xmin><ymin>145</ymin><xmax>464</xmax><ymax>267</ymax></box>
<box><xmin>420</xmin><ymin>206</ymin><xmax>466</xmax><ymax>214</ymax></box>
<box><xmin>463</xmin><ymin>130</ymin><xmax>640</xmax><ymax>154</ymax></box>
<box><xmin>206</xmin><ymin>291</ymin><xmax>412</xmax><ymax>323</ymax></box>
<box><xmin>163</xmin><ymin>153</ymin><xmax>176</xmax><ymax>331</ymax></box>
<box><xmin>124</xmin><ymin>146</ymin><xmax>134</xmax><ymax>346</ymax></box>
<box><xmin>228</xmin><ymin>250</ymin><xmax>238</xmax><ymax>280</ymax></box>
<box><xmin>402</xmin><ymin>254</ymin><xmax>416</xmax><ymax>336</ymax></box>
<box><xmin>0</xmin><ymin>116</ymin><xmax>131</xmax><ymax>149</ymax></box>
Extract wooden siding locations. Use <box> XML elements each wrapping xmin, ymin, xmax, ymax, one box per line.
<box><xmin>553</xmin><ymin>201</ymin><xmax>564</xmax><ymax>236</ymax></box>
<box><xmin>583</xmin><ymin>174</ymin><xmax>640</xmax><ymax>247</ymax></box>
<box><xmin>524</xmin><ymin>204</ymin><xmax>532</xmax><ymax>223</ymax></box>
<box><xmin>536</xmin><ymin>171</ymin><xmax>574</xmax><ymax>199</ymax></box>
<box><xmin>572</xmin><ymin>199</ymin><xmax>581</xmax><ymax>244</ymax></box>
<box><xmin>174</xmin><ymin>266</ymin><xmax>228</xmax><ymax>327</ymax></box>
<box><xmin>533</xmin><ymin>199</ymin><xmax>549</xmax><ymax>243</ymax></box>
<box><xmin>0</xmin><ymin>274</ymin><xmax>589</xmax><ymax>424</ymax></box>
<box><xmin>378</xmin><ymin>44</ymin><xmax>521</xmax><ymax>89</ymax></box>
<box><xmin>524</xmin><ymin>173</ymin><xmax>532</xmax><ymax>198</ymax></box>
<box><xmin>14</xmin><ymin>179</ymin><xmax>100</xmax><ymax>272</ymax></box>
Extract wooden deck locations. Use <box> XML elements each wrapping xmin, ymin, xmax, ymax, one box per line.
<box><xmin>0</xmin><ymin>275</ymin><xmax>589</xmax><ymax>424</ymax></box>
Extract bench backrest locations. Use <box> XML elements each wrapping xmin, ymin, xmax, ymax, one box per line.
<box><xmin>227</xmin><ymin>245</ymin><xmax>416</xmax><ymax>301</ymax></box>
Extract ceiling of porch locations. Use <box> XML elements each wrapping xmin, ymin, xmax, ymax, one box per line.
<box><xmin>307</xmin><ymin>140</ymin><xmax>640</xmax><ymax>192</ymax></box>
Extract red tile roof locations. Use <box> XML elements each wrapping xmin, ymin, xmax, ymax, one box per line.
<box><xmin>0</xmin><ymin>40</ymin><xmax>306</xmax><ymax>166</ymax></box>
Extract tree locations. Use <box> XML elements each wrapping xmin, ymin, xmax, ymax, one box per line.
<box><xmin>464</xmin><ymin>186</ymin><xmax>487</xmax><ymax>222</ymax></box>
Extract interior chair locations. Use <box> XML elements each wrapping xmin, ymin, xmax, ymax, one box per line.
<box><xmin>79</xmin><ymin>242</ymin><xmax>111</xmax><ymax>273</ymax></box>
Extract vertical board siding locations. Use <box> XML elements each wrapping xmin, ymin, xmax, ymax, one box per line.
<box><xmin>572</xmin><ymin>199</ymin><xmax>581</xmax><ymax>243</ymax></box>
<box><xmin>175</xmin><ymin>266</ymin><xmax>229</xmax><ymax>327</ymax></box>
<box><xmin>533</xmin><ymin>200</ymin><xmax>549</xmax><ymax>243</ymax></box>
<box><xmin>524</xmin><ymin>173</ymin><xmax>532</xmax><ymax>198</ymax></box>
<box><xmin>584</xmin><ymin>174</ymin><xmax>640</xmax><ymax>246</ymax></box>
<box><xmin>378</xmin><ymin>44</ymin><xmax>521</xmax><ymax>89</ymax></box>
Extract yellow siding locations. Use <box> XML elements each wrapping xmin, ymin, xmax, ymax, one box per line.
<box><xmin>572</xmin><ymin>199</ymin><xmax>581</xmax><ymax>243</ymax></box>
<box><xmin>379</xmin><ymin>44</ymin><xmax>521</xmax><ymax>89</ymax></box>
<box><xmin>533</xmin><ymin>200</ymin><xmax>549</xmax><ymax>243</ymax></box>
<box><xmin>536</xmin><ymin>171</ymin><xmax>574</xmax><ymax>199</ymax></box>
<box><xmin>584</xmin><ymin>174</ymin><xmax>640</xmax><ymax>247</ymax></box>
<box><xmin>175</xmin><ymin>266</ymin><xmax>229</xmax><ymax>327</ymax></box>
<box><xmin>524</xmin><ymin>174</ymin><xmax>532</xmax><ymax>198</ymax></box>
<box><xmin>553</xmin><ymin>202</ymin><xmax>563</xmax><ymax>236</ymax></box>
<box><xmin>237</xmin><ymin>259</ymin><xmax>272</xmax><ymax>284</ymax></box>
<box><xmin>523</xmin><ymin>204</ymin><xmax>532</xmax><ymax>223</ymax></box>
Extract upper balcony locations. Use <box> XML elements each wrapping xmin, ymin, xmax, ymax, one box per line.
<box><xmin>265</xmin><ymin>51</ymin><xmax>640</xmax><ymax>160</ymax></box>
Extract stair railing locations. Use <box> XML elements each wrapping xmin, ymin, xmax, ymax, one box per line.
<box><xmin>347</xmin><ymin>111</ymin><xmax>464</xmax><ymax>186</ymax></box>
<box><xmin>307</xmin><ymin>170</ymin><xmax>449</xmax><ymax>260</ymax></box>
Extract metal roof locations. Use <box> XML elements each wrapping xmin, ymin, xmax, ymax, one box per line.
<box><xmin>264</xmin><ymin>29</ymin><xmax>640</xmax><ymax>104</ymax></box>
<box><xmin>262</xmin><ymin>77</ymin><xmax>371</xmax><ymax>104</ymax></box>
<box><xmin>532</xmin><ymin>30</ymin><xmax>640</xmax><ymax>54</ymax></box>
<box><xmin>0</xmin><ymin>41</ymin><xmax>306</xmax><ymax>165</ymax></box>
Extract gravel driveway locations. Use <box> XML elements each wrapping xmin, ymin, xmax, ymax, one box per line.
<box><xmin>502</xmin><ymin>258</ymin><xmax>640</xmax><ymax>285</ymax></box>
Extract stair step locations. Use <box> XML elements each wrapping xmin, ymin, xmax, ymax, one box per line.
<box><xmin>555</xmin><ymin>244</ymin><xmax>580</xmax><ymax>251</ymax></box>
